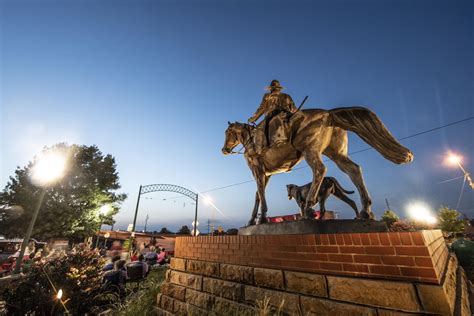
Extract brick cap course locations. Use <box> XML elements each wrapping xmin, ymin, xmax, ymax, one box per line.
<box><xmin>175</xmin><ymin>230</ymin><xmax>447</xmax><ymax>284</ymax></box>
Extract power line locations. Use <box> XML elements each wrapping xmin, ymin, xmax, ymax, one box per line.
<box><xmin>200</xmin><ymin>116</ymin><xmax>474</xmax><ymax>193</ymax></box>
<box><xmin>159</xmin><ymin>116</ymin><xmax>473</xmax><ymax>200</ymax></box>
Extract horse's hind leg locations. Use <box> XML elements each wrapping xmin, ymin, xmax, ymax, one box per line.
<box><xmin>248</xmin><ymin>192</ymin><xmax>260</xmax><ymax>226</ymax></box>
<box><xmin>303</xmin><ymin>151</ymin><xmax>327</xmax><ymax>219</ymax></box>
<box><xmin>331</xmin><ymin>155</ymin><xmax>373</xmax><ymax>219</ymax></box>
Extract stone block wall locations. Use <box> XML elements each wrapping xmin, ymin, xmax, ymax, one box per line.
<box><xmin>155</xmin><ymin>231</ymin><xmax>470</xmax><ymax>315</ymax></box>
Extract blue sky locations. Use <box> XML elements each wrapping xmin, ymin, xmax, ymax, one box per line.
<box><xmin>1</xmin><ymin>0</ymin><xmax>473</xmax><ymax>232</ymax></box>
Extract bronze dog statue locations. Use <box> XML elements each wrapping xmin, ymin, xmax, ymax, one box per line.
<box><xmin>287</xmin><ymin>177</ymin><xmax>359</xmax><ymax>220</ymax></box>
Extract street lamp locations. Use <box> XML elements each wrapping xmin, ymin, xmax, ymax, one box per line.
<box><xmin>406</xmin><ymin>201</ymin><xmax>437</xmax><ymax>225</ymax></box>
<box><xmin>95</xmin><ymin>204</ymin><xmax>112</xmax><ymax>249</ymax></box>
<box><xmin>13</xmin><ymin>149</ymin><xmax>68</xmax><ymax>274</ymax></box>
<box><xmin>445</xmin><ymin>152</ymin><xmax>474</xmax><ymax>190</ymax></box>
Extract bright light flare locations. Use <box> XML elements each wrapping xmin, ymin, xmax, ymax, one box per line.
<box><xmin>406</xmin><ymin>201</ymin><xmax>437</xmax><ymax>224</ymax></box>
<box><xmin>56</xmin><ymin>289</ymin><xmax>63</xmax><ymax>300</ymax></box>
<box><xmin>99</xmin><ymin>204</ymin><xmax>112</xmax><ymax>215</ymax></box>
<box><xmin>30</xmin><ymin>150</ymin><xmax>67</xmax><ymax>187</ymax></box>
<box><xmin>445</xmin><ymin>152</ymin><xmax>462</xmax><ymax>166</ymax></box>
<box><xmin>203</xmin><ymin>195</ymin><xmax>213</xmax><ymax>205</ymax></box>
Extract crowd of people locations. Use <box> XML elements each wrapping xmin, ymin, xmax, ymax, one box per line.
<box><xmin>101</xmin><ymin>244</ymin><xmax>169</xmax><ymax>294</ymax></box>
<box><xmin>1</xmin><ymin>239</ymin><xmax>170</xmax><ymax>293</ymax></box>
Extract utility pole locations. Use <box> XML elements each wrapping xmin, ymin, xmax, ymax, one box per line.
<box><xmin>207</xmin><ymin>219</ymin><xmax>211</xmax><ymax>235</ymax></box>
<box><xmin>144</xmin><ymin>214</ymin><xmax>149</xmax><ymax>232</ymax></box>
<box><xmin>385</xmin><ymin>198</ymin><xmax>391</xmax><ymax>210</ymax></box>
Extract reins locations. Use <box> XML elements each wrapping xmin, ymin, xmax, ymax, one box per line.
<box><xmin>229</xmin><ymin>124</ymin><xmax>255</xmax><ymax>155</ymax></box>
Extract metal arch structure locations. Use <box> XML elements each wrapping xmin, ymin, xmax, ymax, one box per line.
<box><xmin>132</xmin><ymin>184</ymin><xmax>199</xmax><ymax>236</ymax></box>
<box><xmin>140</xmin><ymin>184</ymin><xmax>197</xmax><ymax>200</ymax></box>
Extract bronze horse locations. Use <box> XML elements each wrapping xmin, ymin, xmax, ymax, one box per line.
<box><xmin>222</xmin><ymin>107</ymin><xmax>413</xmax><ymax>226</ymax></box>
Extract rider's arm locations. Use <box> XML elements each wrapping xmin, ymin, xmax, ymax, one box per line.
<box><xmin>285</xmin><ymin>94</ymin><xmax>298</xmax><ymax>113</ymax></box>
<box><xmin>248</xmin><ymin>94</ymin><xmax>268</xmax><ymax>123</ymax></box>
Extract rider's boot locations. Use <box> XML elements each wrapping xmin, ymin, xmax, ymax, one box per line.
<box><xmin>254</xmin><ymin>128</ymin><xmax>266</xmax><ymax>155</ymax></box>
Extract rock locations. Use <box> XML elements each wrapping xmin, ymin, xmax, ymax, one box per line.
<box><xmin>300</xmin><ymin>296</ymin><xmax>377</xmax><ymax>315</ymax></box>
<box><xmin>416</xmin><ymin>256</ymin><xmax>457</xmax><ymax>314</ymax></box>
<box><xmin>203</xmin><ymin>277</ymin><xmax>243</xmax><ymax>301</ymax></box>
<box><xmin>186</xmin><ymin>259</ymin><xmax>219</xmax><ymax>277</ymax></box>
<box><xmin>327</xmin><ymin>276</ymin><xmax>421</xmax><ymax>312</ymax></box>
<box><xmin>245</xmin><ymin>285</ymin><xmax>300</xmax><ymax>314</ymax></box>
<box><xmin>284</xmin><ymin>271</ymin><xmax>327</xmax><ymax>297</ymax></box>
<box><xmin>170</xmin><ymin>257</ymin><xmax>186</xmax><ymax>271</ymax></box>
<box><xmin>161</xmin><ymin>282</ymin><xmax>186</xmax><ymax>301</ymax></box>
<box><xmin>213</xmin><ymin>297</ymin><xmax>255</xmax><ymax>316</ymax></box>
<box><xmin>185</xmin><ymin>288</ymin><xmax>214</xmax><ymax>309</ymax></box>
<box><xmin>169</xmin><ymin>270</ymin><xmax>202</xmax><ymax>290</ymax></box>
<box><xmin>220</xmin><ymin>263</ymin><xmax>254</xmax><ymax>284</ymax></box>
<box><xmin>254</xmin><ymin>267</ymin><xmax>284</xmax><ymax>289</ymax></box>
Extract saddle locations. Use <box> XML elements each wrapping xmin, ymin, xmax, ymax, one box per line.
<box><xmin>252</xmin><ymin>110</ymin><xmax>299</xmax><ymax>155</ymax></box>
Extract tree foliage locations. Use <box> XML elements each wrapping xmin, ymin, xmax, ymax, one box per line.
<box><xmin>438</xmin><ymin>206</ymin><xmax>464</xmax><ymax>234</ymax></box>
<box><xmin>159</xmin><ymin>227</ymin><xmax>173</xmax><ymax>234</ymax></box>
<box><xmin>381</xmin><ymin>210</ymin><xmax>400</xmax><ymax>227</ymax></box>
<box><xmin>177</xmin><ymin>225</ymin><xmax>191</xmax><ymax>235</ymax></box>
<box><xmin>0</xmin><ymin>144</ymin><xmax>126</xmax><ymax>240</ymax></box>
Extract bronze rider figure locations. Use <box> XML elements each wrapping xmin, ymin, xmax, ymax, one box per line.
<box><xmin>248</xmin><ymin>80</ymin><xmax>298</xmax><ymax>154</ymax></box>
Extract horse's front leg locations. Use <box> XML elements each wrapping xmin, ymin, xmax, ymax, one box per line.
<box><xmin>248</xmin><ymin>192</ymin><xmax>260</xmax><ymax>226</ymax></box>
<box><xmin>303</xmin><ymin>152</ymin><xmax>327</xmax><ymax>219</ymax></box>
<box><xmin>254</xmin><ymin>172</ymin><xmax>269</xmax><ymax>225</ymax></box>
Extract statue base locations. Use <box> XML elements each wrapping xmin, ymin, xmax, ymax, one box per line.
<box><xmin>156</xmin><ymin>230</ymin><xmax>471</xmax><ymax>315</ymax></box>
<box><xmin>238</xmin><ymin>219</ymin><xmax>388</xmax><ymax>235</ymax></box>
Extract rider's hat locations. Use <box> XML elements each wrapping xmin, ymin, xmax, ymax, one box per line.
<box><xmin>266</xmin><ymin>79</ymin><xmax>284</xmax><ymax>91</ymax></box>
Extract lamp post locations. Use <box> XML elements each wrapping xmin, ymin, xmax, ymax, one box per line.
<box><xmin>95</xmin><ymin>205</ymin><xmax>112</xmax><ymax>249</ymax></box>
<box><xmin>13</xmin><ymin>150</ymin><xmax>67</xmax><ymax>274</ymax></box>
<box><xmin>446</xmin><ymin>152</ymin><xmax>474</xmax><ymax>190</ymax></box>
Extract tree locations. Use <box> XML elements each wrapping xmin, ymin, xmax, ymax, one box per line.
<box><xmin>177</xmin><ymin>225</ymin><xmax>191</xmax><ymax>235</ymax></box>
<box><xmin>226</xmin><ymin>228</ymin><xmax>238</xmax><ymax>235</ymax></box>
<box><xmin>381</xmin><ymin>210</ymin><xmax>400</xmax><ymax>227</ymax></box>
<box><xmin>0</xmin><ymin>144</ymin><xmax>126</xmax><ymax>240</ymax></box>
<box><xmin>159</xmin><ymin>227</ymin><xmax>173</xmax><ymax>234</ymax></box>
<box><xmin>438</xmin><ymin>206</ymin><xmax>464</xmax><ymax>234</ymax></box>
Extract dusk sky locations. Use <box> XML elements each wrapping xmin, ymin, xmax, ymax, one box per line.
<box><xmin>1</xmin><ymin>0</ymin><xmax>473</xmax><ymax>232</ymax></box>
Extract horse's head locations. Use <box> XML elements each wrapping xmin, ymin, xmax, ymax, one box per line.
<box><xmin>222</xmin><ymin>121</ymin><xmax>247</xmax><ymax>155</ymax></box>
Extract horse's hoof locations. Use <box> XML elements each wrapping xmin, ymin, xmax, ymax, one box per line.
<box><xmin>256</xmin><ymin>217</ymin><xmax>268</xmax><ymax>225</ymax></box>
<box><xmin>360</xmin><ymin>211</ymin><xmax>374</xmax><ymax>220</ymax></box>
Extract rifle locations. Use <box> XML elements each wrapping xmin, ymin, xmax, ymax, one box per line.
<box><xmin>297</xmin><ymin>95</ymin><xmax>309</xmax><ymax>111</ymax></box>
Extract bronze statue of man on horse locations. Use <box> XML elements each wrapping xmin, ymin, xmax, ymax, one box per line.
<box><xmin>223</xmin><ymin>80</ymin><xmax>413</xmax><ymax>226</ymax></box>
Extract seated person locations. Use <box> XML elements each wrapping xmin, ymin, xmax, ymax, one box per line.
<box><xmin>103</xmin><ymin>255</ymin><xmax>121</xmax><ymax>271</ymax></box>
<box><xmin>145</xmin><ymin>251</ymin><xmax>157</xmax><ymax>266</ymax></box>
<box><xmin>130</xmin><ymin>251</ymin><xmax>139</xmax><ymax>262</ymax></box>
<box><xmin>103</xmin><ymin>259</ymin><xmax>128</xmax><ymax>293</ymax></box>
<box><xmin>137</xmin><ymin>254</ymin><xmax>148</xmax><ymax>276</ymax></box>
<box><xmin>127</xmin><ymin>254</ymin><xmax>148</xmax><ymax>280</ymax></box>
<box><xmin>157</xmin><ymin>248</ymin><xmax>167</xmax><ymax>265</ymax></box>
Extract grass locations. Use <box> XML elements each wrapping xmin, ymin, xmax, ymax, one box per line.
<box><xmin>111</xmin><ymin>267</ymin><xmax>167</xmax><ymax>316</ymax></box>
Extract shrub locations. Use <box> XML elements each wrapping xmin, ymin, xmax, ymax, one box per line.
<box><xmin>2</xmin><ymin>249</ymin><xmax>116</xmax><ymax>314</ymax></box>
<box><xmin>389</xmin><ymin>220</ymin><xmax>415</xmax><ymax>232</ymax></box>
<box><xmin>381</xmin><ymin>210</ymin><xmax>400</xmax><ymax>228</ymax></box>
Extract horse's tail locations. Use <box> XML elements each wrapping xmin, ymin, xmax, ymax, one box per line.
<box><xmin>329</xmin><ymin>107</ymin><xmax>414</xmax><ymax>164</ymax></box>
<box><xmin>328</xmin><ymin>177</ymin><xmax>354</xmax><ymax>194</ymax></box>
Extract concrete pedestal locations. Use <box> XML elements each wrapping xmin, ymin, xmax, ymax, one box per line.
<box><xmin>238</xmin><ymin>219</ymin><xmax>388</xmax><ymax>235</ymax></box>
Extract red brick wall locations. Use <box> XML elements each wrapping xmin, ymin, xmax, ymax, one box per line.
<box><xmin>174</xmin><ymin>230</ymin><xmax>448</xmax><ymax>284</ymax></box>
